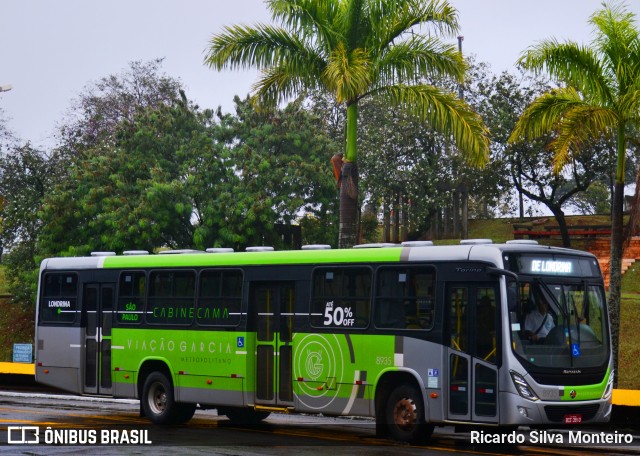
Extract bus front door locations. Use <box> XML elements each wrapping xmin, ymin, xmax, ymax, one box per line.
<box><xmin>446</xmin><ymin>283</ymin><xmax>499</xmax><ymax>424</ymax></box>
<box><xmin>83</xmin><ymin>283</ymin><xmax>115</xmax><ymax>396</ymax></box>
<box><xmin>252</xmin><ymin>282</ymin><xmax>295</xmax><ymax>408</ymax></box>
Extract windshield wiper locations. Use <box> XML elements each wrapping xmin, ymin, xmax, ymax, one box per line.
<box><xmin>570</xmin><ymin>291</ymin><xmax>582</xmax><ymax>346</ymax></box>
<box><xmin>534</xmin><ymin>278</ymin><xmax>567</xmax><ymax>320</ymax></box>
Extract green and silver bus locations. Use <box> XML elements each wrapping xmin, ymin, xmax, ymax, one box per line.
<box><xmin>35</xmin><ymin>240</ymin><xmax>613</xmax><ymax>443</ymax></box>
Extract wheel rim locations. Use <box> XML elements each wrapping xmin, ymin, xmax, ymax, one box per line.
<box><xmin>393</xmin><ymin>397</ymin><xmax>417</xmax><ymax>431</ymax></box>
<box><xmin>147</xmin><ymin>381</ymin><xmax>167</xmax><ymax>415</ymax></box>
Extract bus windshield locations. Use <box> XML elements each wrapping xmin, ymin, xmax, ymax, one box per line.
<box><xmin>510</xmin><ymin>279</ymin><xmax>608</xmax><ymax>369</ymax></box>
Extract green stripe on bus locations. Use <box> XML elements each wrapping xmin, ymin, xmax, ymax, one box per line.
<box><xmin>561</xmin><ymin>367</ymin><xmax>610</xmax><ymax>401</ymax></box>
<box><xmin>101</xmin><ymin>248</ymin><xmax>404</xmax><ymax>269</ymax></box>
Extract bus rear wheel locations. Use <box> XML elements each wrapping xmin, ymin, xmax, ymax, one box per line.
<box><xmin>141</xmin><ymin>372</ymin><xmax>195</xmax><ymax>425</ymax></box>
<box><xmin>385</xmin><ymin>383</ymin><xmax>433</xmax><ymax>444</ymax></box>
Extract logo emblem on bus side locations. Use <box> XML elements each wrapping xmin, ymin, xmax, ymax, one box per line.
<box><xmin>570</xmin><ymin>390</ymin><xmax>577</xmax><ymax>399</ymax></box>
<box><xmin>306</xmin><ymin>350</ymin><xmax>324</xmax><ymax>380</ymax></box>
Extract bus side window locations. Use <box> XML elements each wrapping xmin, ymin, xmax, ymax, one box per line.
<box><xmin>449</xmin><ymin>287</ymin><xmax>468</xmax><ymax>352</ymax></box>
<box><xmin>198</xmin><ymin>269</ymin><xmax>243</xmax><ymax>327</ymax></box>
<box><xmin>40</xmin><ymin>273</ymin><xmax>78</xmax><ymax>324</ymax></box>
<box><xmin>375</xmin><ymin>269</ymin><xmax>404</xmax><ymax>328</ymax></box>
<box><xmin>476</xmin><ymin>290</ymin><xmax>496</xmax><ymax>363</ymax></box>
<box><xmin>147</xmin><ymin>270</ymin><xmax>195</xmax><ymax>326</ymax></box>
<box><xmin>117</xmin><ymin>271</ymin><xmax>145</xmax><ymax>325</ymax></box>
<box><xmin>412</xmin><ymin>270</ymin><xmax>435</xmax><ymax>329</ymax></box>
<box><xmin>310</xmin><ymin>267</ymin><xmax>371</xmax><ymax>329</ymax></box>
<box><xmin>374</xmin><ymin>266</ymin><xmax>435</xmax><ymax>330</ymax></box>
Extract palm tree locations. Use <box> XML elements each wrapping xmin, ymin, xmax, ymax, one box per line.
<box><xmin>509</xmin><ymin>1</ymin><xmax>640</xmax><ymax>384</ymax></box>
<box><xmin>205</xmin><ymin>0</ymin><xmax>489</xmax><ymax>248</ymax></box>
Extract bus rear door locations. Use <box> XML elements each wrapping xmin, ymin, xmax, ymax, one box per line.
<box><xmin>446</xmin><ymin>283</ymin><xmax>499</xmax><ymax>424</ymax></box>
<box><xmin>83</xmin><ymin>283</ymin><xmax>115</xmax><ymax>395</ymax></box>
<box><xmin>251</xmin><ymin>282</ymin><xmax>296</xmax><ymax>409</ymax></box>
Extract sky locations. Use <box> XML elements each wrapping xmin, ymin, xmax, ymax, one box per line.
<box><xmin>2</xmin><ymin>0</ymin><xmax>640</xmax><ymax>150</ymax></box>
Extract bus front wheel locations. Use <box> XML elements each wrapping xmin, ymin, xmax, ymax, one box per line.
<box><xmin>385</xmin><ymin>383</ymin><xmax>433</xmax><ymax>443</ymax></box>
<box><xmin>141</xmin><ymin>372</ymin><xmax>195</xmax><ymax>425</ymax></box>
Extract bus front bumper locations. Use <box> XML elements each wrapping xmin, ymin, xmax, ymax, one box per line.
<box><xmin>500</xmin><ymin>392</ymin><xmax>612</xmax><ymax>426</ymax></box>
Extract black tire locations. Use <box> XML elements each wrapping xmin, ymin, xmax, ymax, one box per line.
<box><xmin>385</xmin><ymin>383</ymin><xmax>433</xmax><ymax>444</ymax></box>
<box><xmin>141</xmin><ymin>371</ymin><xmax>195</xmax><ymax>425</ymax></box>
<box><xmin>224</xmin><ymin>407</ymin><xmax>270</xmax><ymax>426</ymax></box>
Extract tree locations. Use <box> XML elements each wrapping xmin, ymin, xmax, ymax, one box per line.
<box><xmin>204</xmin><ymin>0</ymin><xmax>490</xmax><ymax>247</ymax></box>
<box><xmin>213</xmin><ymin>96</ymin><xmax>340</xmax><ymax>248</ymax></box>
<box><xmin>455</xmin><ymin>60</ymin><xmax>519</xmax><ymax>220</ymax></box>
<box><xmin>355</xmin><ymin>60</ymin><xmax>514</xmax><ymax>242</ymax></box>
<box><xmin>509</xmin><ymin>1</ymin><xmax>640</xmax><ymax>384</ymax></box>
<box><xmin>57</xmin><ymin>59</ymin><xmax>182</xmax><ymax>159</ymax></box>
<box><xmin>569</xmin><ymin>180</ymin><xmax>611</xmax><ymax>215</ymax></box>
<box><xmin>44</xmin><ymin>94</ymin><xmax>195</xmax><ymax>255</ymax></box>
<box><xmin>41</xmin><ymin>89</ymin><xmax>341</xmax><ymax>255</ymax></box>
<box><xmin>0</xmin><ymin>108</ymin><xmax>15</xmax><ymax>260</ymax></box>
<box><xmin>41</xmin><ymin>91</ymin><xmax>225</xmax><ymax>255</ymax></box>
<box><xmin>357</xmin><ymin>94</ymin><xmax>445</xmax><ymax>240</ymax></box>
<box><xmin>510</xmin><ymin>137</ymin><xmax>610</xmax><ymax>246</ymax></box>
<box><xmin>478</xmin><ymin>68</ymin><xmax>611</xmax><ymax>245</ymax></box>
<box><xmin>0</xmin><ymin>108</ymin><xmax>13</xmax><ymax>152</ymax></box>
<box><xmin>40</xmin><ymin>60</ymin><xmax>191</xmax><ymax>255</ymax></box>
<box><xmin>0</xmin><ymin>143</ymin><xmax>59</xmax><ymax>304</ymax></box>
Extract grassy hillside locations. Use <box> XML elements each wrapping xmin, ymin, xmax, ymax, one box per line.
<box><xmin>619</xmin><ymin>293</ymin><xmax>640</xmax><ymax>389</ymax></box>
<box><xmin>466</xmin><ymin>214</ymin><xmax>615</xmax><ymax>245</ymax></box>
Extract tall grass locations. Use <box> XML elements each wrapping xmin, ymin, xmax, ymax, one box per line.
<box><xmin>619</xmin><ymin>293</ymin><xmax>640</xmax><ymax>389</ymax></box>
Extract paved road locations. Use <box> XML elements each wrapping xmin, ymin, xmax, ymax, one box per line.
<box><xmin>0</xmin><ymin>391</ymin><xmax>639</xmax><ymax>455</ymax></box>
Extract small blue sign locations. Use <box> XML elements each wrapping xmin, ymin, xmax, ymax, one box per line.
<box><xmin>237</xmin><ymin>337</ymin><xmax>245</xmax><ymax>348</ymax></box>
<box><xmin>571</xmin><ymin>344</ymin><xmax>581</xmax><ymax>357</ymax></box>
<box><xmin>428</xmin><ymin>368</ymin><xmax>439</xmax><ymax>377</ymax></box>
<box><xmin>12</xmin><ymin>344</ymin><xmax>33</xmax><ymax>363</ymax></box>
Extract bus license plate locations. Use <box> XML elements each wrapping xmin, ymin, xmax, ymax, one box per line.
<box><xmin>564</xmin><ymin>414</ymin><xmax>582</xmax><ymax>424</ymax></box>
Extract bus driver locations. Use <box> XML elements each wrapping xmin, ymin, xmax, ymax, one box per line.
<box><xmin>524</xmin><ymin>296</ymin><xmax>555</xmax><ymax>343</ymax></box>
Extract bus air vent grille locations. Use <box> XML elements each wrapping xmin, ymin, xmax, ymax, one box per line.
<box><xmin>301</xmin><ymin>244</ymin><xmax>332</xmax><ymax>250</ymax></box>
<box><xmin>529</xmin><ymin>371</ymin><xmax>604</xmax><ymax>386</ymax></box>
<box><xmin>246</xmin><ymin>246</ymin><xmax>274</xmax><ymax>252</ymax></box>
<box><xmin>206</xmin><ymin>248</ymin><xmax>235</xmax><ymax>253</ymax></box>
<box><xmin>353</xmin><ymin>243</ymin><xmax>397</xmax><ymax>249</ymax></box>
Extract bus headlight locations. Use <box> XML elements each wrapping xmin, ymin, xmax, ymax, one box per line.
<box><xmin>510</xmin><ymin>370</ymin><xmax>539</xmax><ymax>401</ymax></box>
<box><xmin>602</xmin><ymin>370</ymin><xmax>615</xmax><ymax>400</ymax></box>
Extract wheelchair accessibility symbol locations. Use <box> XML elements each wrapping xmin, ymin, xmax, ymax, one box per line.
<box><xmin>237</xmin><ymin>337</ymin><xmax>245</xmax><ymax>348</ymax></box>
<box><xmin>571</xmin><ymin>344</ymin><xmax>581</xmax><ymax>357</ymax></box>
